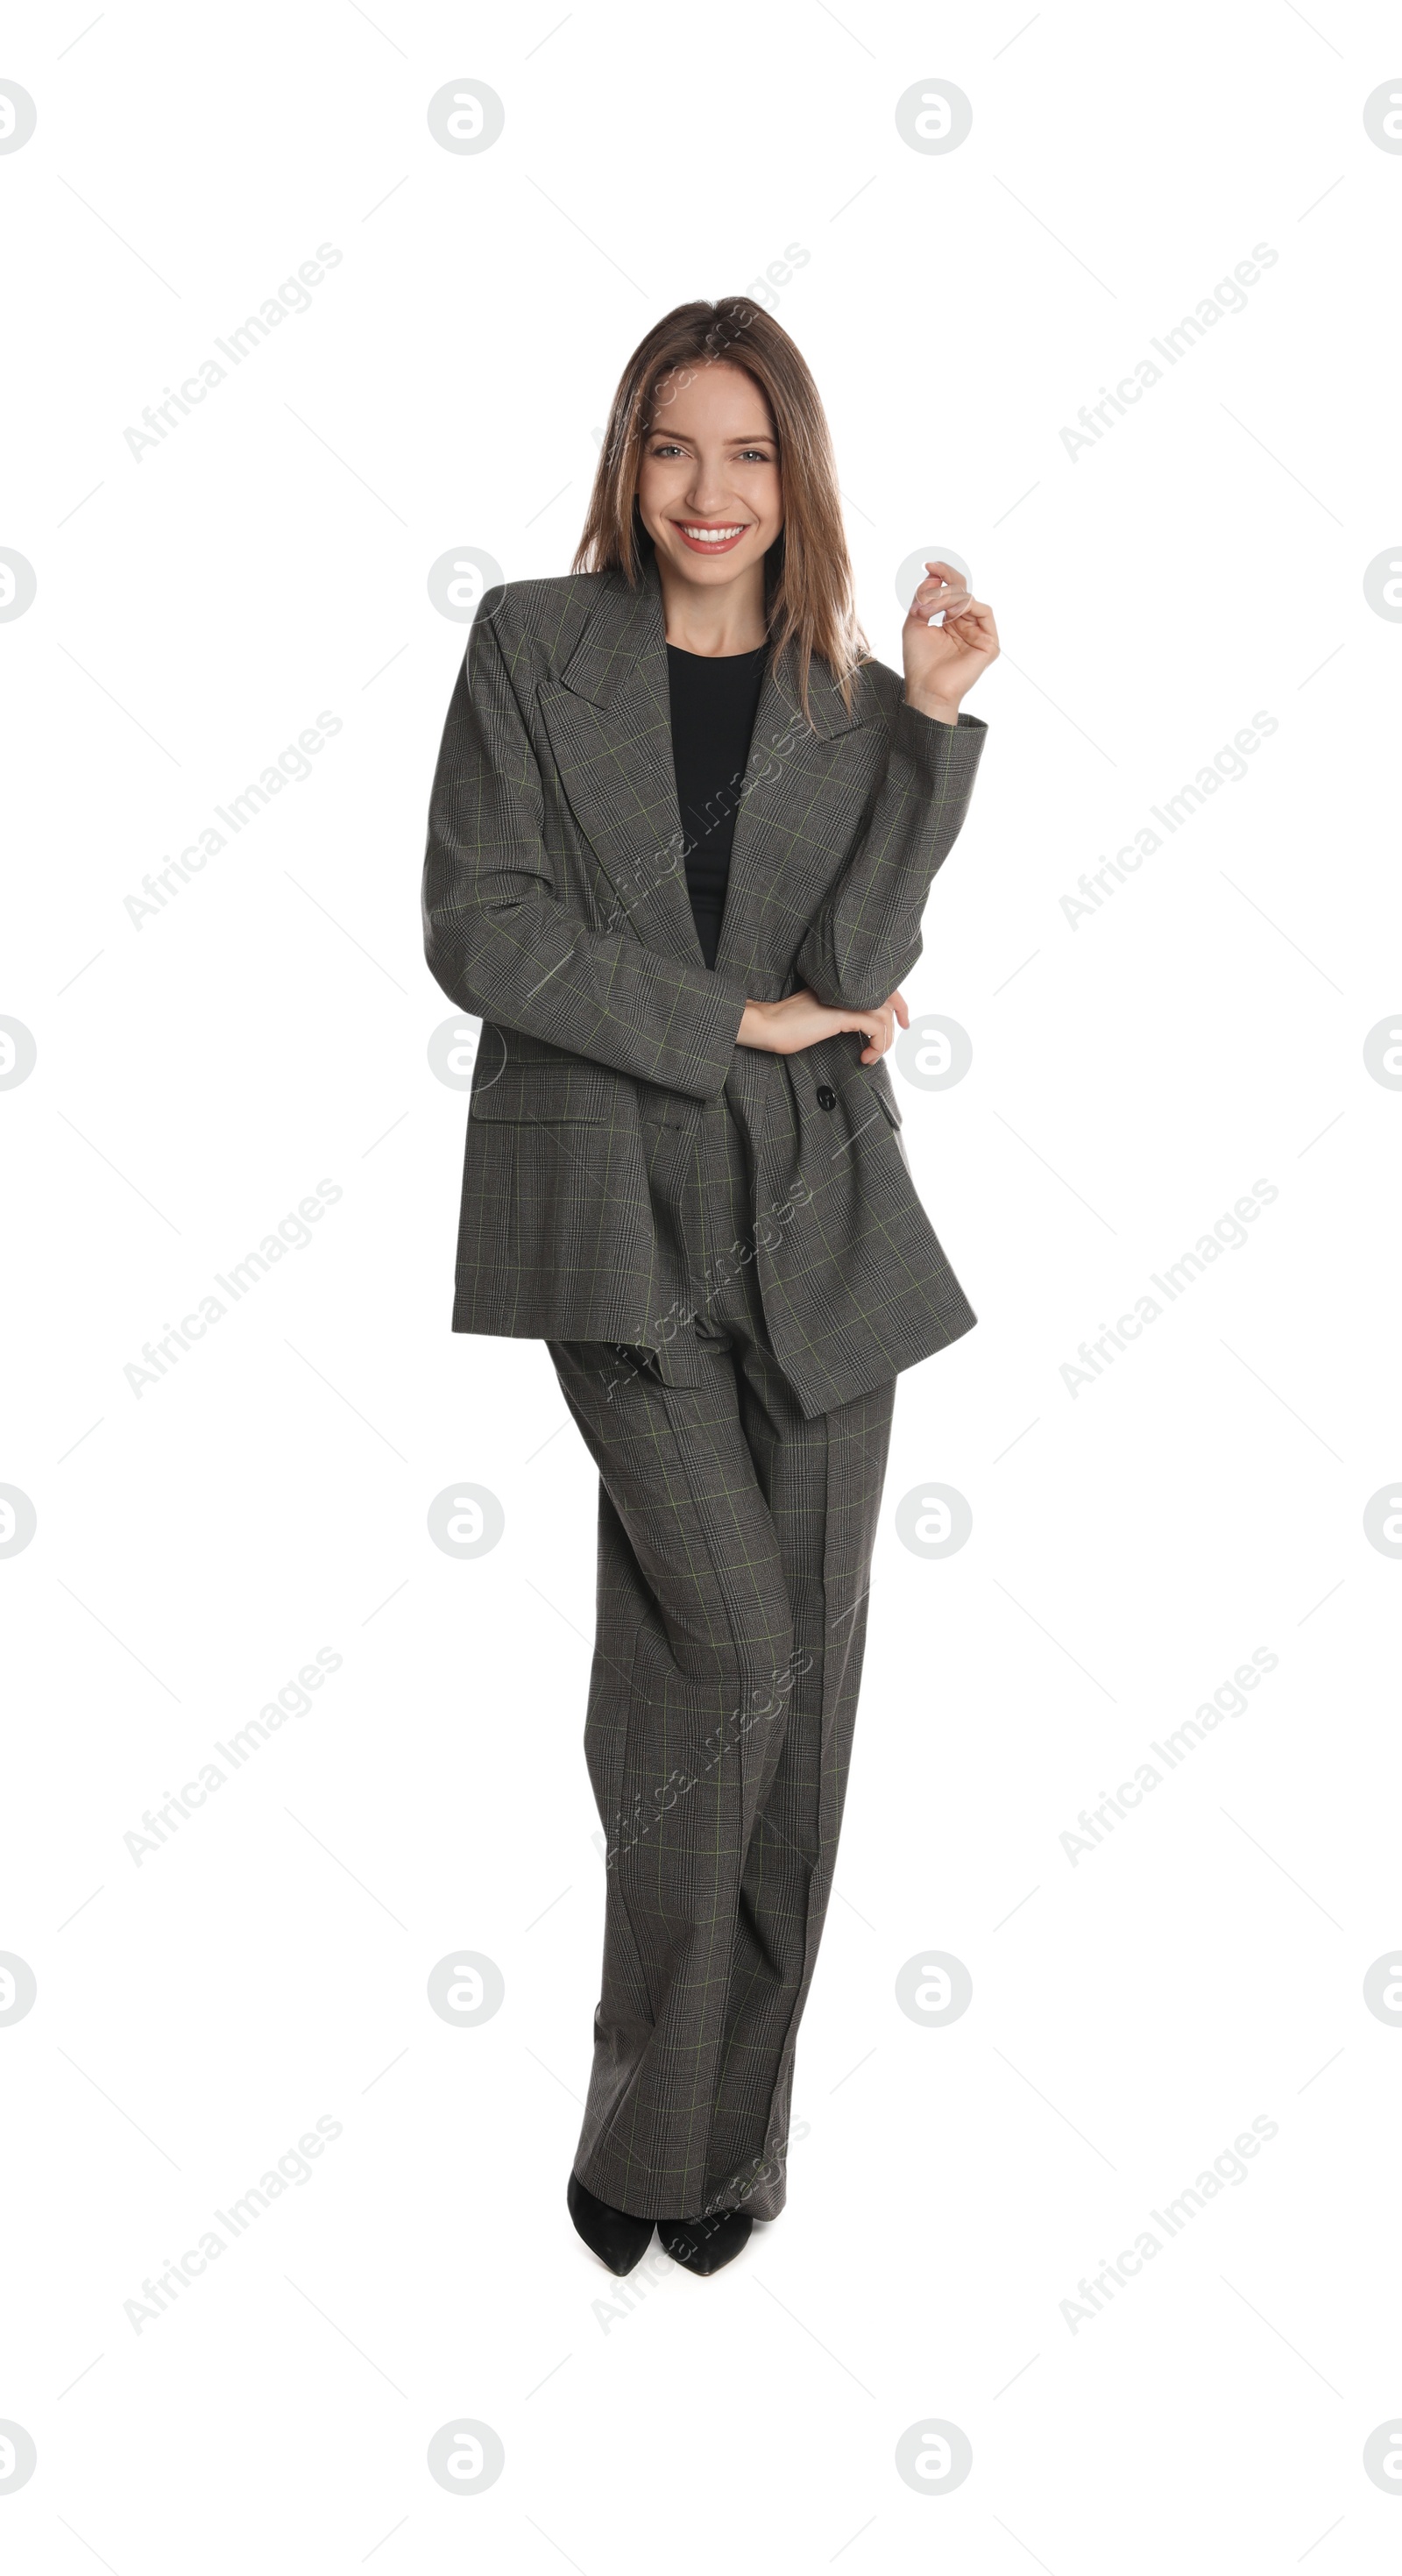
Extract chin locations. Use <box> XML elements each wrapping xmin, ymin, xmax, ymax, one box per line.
<box><xmin>680</xmin><ymin>551</ymin><xmax>754</xmax><ymax>574</ymax></box>
<box><xmin>661</xmin><ymin>536</ymin><xmax>766</xmax><ymax>573</ymax></box>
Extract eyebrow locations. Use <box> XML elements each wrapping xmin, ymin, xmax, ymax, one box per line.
<box><xmin>644</xmin><ymin>428</ymin><xmax>777</xmax><ymax>444</ymax></box>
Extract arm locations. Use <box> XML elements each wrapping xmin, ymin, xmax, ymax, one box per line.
<box><xmin>421</xmin><ymin>595</ymin><xmax>750</xmax><ymax>1098</ymax></box>
<box><xmin>794</xmin><ymin>559</ymin><xmax>998</xmax><ymax>1012</ymax></box>
<box><xmin>793</xmin><ymin>700</ymin><xmax>988</xmax><ymax>1011</ymax></box>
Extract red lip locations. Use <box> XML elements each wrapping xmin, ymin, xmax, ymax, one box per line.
<box><xmin>670</xmin><ymin>522</ymin><xmax>751</xmax><ymax>557</ymax></box>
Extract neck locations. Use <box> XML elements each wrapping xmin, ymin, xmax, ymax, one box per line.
<box><xmin>655</xmin><ymin>555</ymin><xmax>768</xmax><ymax>656</ymax></box>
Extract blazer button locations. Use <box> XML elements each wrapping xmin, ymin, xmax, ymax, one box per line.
<box><xmin>816</xmin><ymin>1085</ymin><xmax>837</xmax><ymax>1111</ymax></box>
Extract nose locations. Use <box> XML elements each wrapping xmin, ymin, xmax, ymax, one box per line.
<box><xmin>683</xmin><ymin>464</ymin><xmax>734</xmax><ymax>518</ymax></box>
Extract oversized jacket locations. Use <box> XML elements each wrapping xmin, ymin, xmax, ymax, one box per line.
<box><xmin>421</xmin><ymin>550</ymin><xmax>988</xmax><ymax>1417</ymax></box>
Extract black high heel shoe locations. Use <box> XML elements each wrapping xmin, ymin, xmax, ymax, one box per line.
<box><xmin>567</xmin><ymin>2172</ymin><xmax>655</xmax><ymax>2275</ymax></box>
<box><xmin>657</xmin><ymin>2208</ymin><xmax>753</xmax><ymax>2276</ymax></box>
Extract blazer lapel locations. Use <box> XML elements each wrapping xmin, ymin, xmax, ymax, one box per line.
<box><xmin>713</xmin><ymin>652</ymin><xmax>881</xmax><ymax>985</ymax></box>
<box><xmin>535</xmin><ymin>549</ymin><xmax>883</xmax><ymax>984</ymax></box>
<box><xmin>535</xmin><ymin>557</ymin><xmax>704</xmax><ymax>965</ymax></box>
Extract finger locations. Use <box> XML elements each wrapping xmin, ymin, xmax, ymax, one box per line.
<box><xmin>912</xmin><ymin>585</ymin><xmax>973</xmax><ymax>623</ymax></box>
<box><xmin>890</xmin><ymin>991</ymin><xmax>910</xmax><ymax>1029</ymax></box>
<box><xmin>924</xmin><ymin>559</ymin><xmax>969</xmax><ymax>586</ymax></box>
<box><xmin>906</xmin><ymin>566</ymin><xmax>964</xmax><ymax>618</ymax></box>
<box><xmin>939</xmin><ymin>606</ymin><xmax>996</xmax><ymax>652</ymax></box>
<box><xmin>941</xmin><ymin>599</ymin><xmax>994</xmax><ymax>637</ymax></box>
<box><xmin>911</xmin><ymin>573</ymin><xmax>970</xmax><ymax>607</ymax></box>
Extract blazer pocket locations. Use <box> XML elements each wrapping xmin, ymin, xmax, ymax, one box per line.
<box><xmin>868</xmin><ymin>1071</ymin><xmax>913</xmax><ymax>1178</ymax></box>
<box><xmin>867</xmin><ymin>1066</ymin><xmax>903</xmax><ymax>1128</ymax></box>
<box><xmin>469</xmin><ymin>1063</ymin><xmax>620</xmax><ymax>1123</ymax></box>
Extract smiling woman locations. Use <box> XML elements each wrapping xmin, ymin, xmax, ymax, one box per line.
<box><xmin>422</xmin><ymin>293</ymin><xmax>999</xmax><ymax>2285</ymax></box>
<box><xmin>575</xmin><ymin>299</ymin><xmax>867</xmax><ymax>722</ymax></box>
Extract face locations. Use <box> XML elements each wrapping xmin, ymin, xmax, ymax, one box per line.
<box><xmin>634</xmin><ymin>360</ymin><xmax>783</xmax><ymax>586</ymax></box>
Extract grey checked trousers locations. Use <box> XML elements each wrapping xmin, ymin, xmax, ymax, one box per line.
<box><xmin>549</xmin><ymin>1087</ymin><xmax>895</xmax><ymax>2223</ymax></box>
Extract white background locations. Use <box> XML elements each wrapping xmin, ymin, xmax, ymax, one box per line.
<box><xmin>4</xmin><ymin>1</ymin><xmax>1401</xmax><ymax>2565</ymax></box>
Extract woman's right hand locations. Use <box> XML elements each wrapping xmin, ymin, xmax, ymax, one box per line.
<box><xmin>737</xmin><ymin>988</ymin><xmax>909</xmax><ymax>1068</ymax></box>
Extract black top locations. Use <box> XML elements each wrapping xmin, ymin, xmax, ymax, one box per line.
<box><xmin>666</xmin><ymin>641</ymin><xmax>769</xmax><ymax>969</ymax></box>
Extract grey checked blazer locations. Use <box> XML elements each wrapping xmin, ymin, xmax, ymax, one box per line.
<box><xmin>422</xmin><ymin>552</ymin><xmax>988</xmax><ymax>1418</ymax></box>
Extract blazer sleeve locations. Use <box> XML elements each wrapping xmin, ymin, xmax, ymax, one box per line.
<box><xmin>793</xmin><ymin>700</ymin><xmax>988</xmax><ymax>1011</ymax></box>
<box><xmin>421</xmin><ymin>596</ymin><xmax>750</xmax><ymax>1099</ymax></box>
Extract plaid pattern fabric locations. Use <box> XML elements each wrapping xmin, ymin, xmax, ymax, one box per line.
<box><xmin>422</xmin><ymin>554</ymin><xmax>988</xmax><ymax>1417</ymax></box>
<box><xmin>549</xmin><ymin>1098</ymin><xmax>895</xmax><ymax>2221</ymax></box>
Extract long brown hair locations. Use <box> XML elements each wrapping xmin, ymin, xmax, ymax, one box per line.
<box><xmin>572</xmin><ymin>298</ymin><xmax>871</xmax><ymax>727</ymax></box>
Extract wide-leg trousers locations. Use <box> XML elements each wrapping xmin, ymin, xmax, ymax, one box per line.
<box><xmin>548</xmin><ymin>1087</ymin><xmax>895</xmax><ymax>2223</ymax></box>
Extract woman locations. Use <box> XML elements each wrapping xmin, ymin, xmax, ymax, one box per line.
<box><xmin>422</xmin><ymin>298</ymin><xmax>997</xmax><ymax>2279</ymax></box>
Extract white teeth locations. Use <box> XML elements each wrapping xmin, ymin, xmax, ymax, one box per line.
<box><xmin>682</xmin><ymin>526</ymin><xmax>744</xmax><ymax>542</ymax></box>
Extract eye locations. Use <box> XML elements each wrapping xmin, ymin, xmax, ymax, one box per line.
<box><xmin>737</xmin><ymin>449</ymin><xmax>772</xmax><ymax>464</ymax></box>
<box><xmin>649</xmin><ymin>443</ymin><xmax>684</xmax><ymax>458</ymax></box>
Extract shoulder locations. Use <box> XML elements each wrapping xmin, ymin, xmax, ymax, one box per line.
<box><xmin>849</xmin><ymin>654</ymin><xmax>906</xmax><ymax>727</ymax></box>
<box><xmin>788</xmin><ymin>649</ymin><xmax>905</xmax><ymax>741</ymax></box>
<box><xmin>471</xmin><ymin>570</ymin><xmax>621</xmax><ymax>672</ymax></box>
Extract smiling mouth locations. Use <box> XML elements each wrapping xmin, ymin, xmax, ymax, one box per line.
<box><xmin>672</xmin><ymin>522</ymin><xmax>751</xmax><ymax>553</ymax></box>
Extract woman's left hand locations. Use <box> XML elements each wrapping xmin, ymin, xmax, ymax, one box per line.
<box><xmin>902</xmin><ymin>560</ymin><xmax>1000</xmax><ymax>718</ymax></box>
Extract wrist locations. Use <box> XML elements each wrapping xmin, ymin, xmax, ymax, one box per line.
<box><xmin>903</xmin><ymin>692</ymin><xmax>961</xmax><ymax>727</ymax></box>
<box><xmin>737</xmin><ymin>1000</ymin><xmax>769</xmax><ymax>1049</ymax></box>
